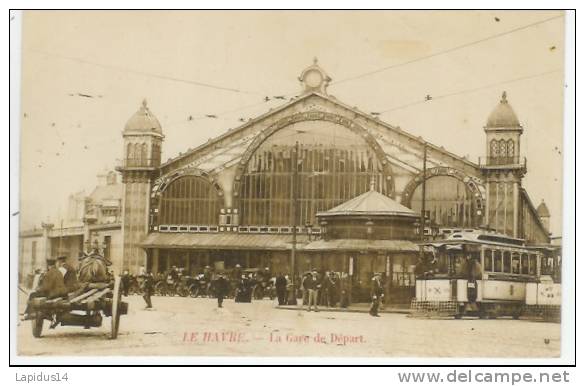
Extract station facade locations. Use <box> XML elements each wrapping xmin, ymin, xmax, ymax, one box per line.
<box><xmin>115</xmin><ymin>61</ymin><xmax>551</xmax><ymax>299</ymax></box>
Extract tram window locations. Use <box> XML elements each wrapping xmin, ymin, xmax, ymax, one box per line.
<box><xmin>492</xmin><ymin>251</ymin><xmax>502</xmax><ymax>272</ymax></box>
<box><xmin>454</xmin><ymin>255</ymin><xmax>464</xmax><ymax>275</ymax></box>
<box><xmin>540</xmin><ymin>256</ymin><xmax>553</xmax><ymax>275</ymax></box>
<box><xmin>484</xmin><ymin>250</ymin><xmax>493</xmax><ymax>271</ymax></box>
<box><xmin>529</xmin><ymin>254</ymin><xmax>537</xmax><ymax>275</ymax></box>
<box><xmin>503</xmin><ymin>251</ymin><xmax>511</xmax><ymax>273</ymax></box>
<box><xmin>511</xmin><ymin>253</ymin><xmax>520</xmax><ymax>274</ymax></box>
<box><xmin>493</xmin><ymin>251</ymin><xmax>502</xmax><ymax>272</ymax></box>
<box><xmin>521</xmin><ymin>254</ymin><xmax>529</xmax><ymax>274</ymax></box>
<box><xmin>437</xmin><ymin>254</ymin><xmax>449</xmax><ymax>274</ymax></box>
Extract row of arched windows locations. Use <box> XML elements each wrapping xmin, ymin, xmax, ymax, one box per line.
<box><xmin>489</xmin><ymin>139</ymin><xmax>515</xmax><ymax>158</ymax></box>
<box><xmin>126</xmin><ymin>142</ymin><xmax>161</xmax><ymax>167</ymax></box>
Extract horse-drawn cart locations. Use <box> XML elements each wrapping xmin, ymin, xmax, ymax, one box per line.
<box><xmin>24</xmin><ymin>276</ymin><xmax>128</xmax><ymax>339</ymax></box>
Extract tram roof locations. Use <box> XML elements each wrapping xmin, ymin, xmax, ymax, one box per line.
<box><xmin>424</xmin><ymin>230</ymin><xmax>528</xmax><ymax>248</ymax></box>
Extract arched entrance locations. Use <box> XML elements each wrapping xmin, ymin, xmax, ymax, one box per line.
<box><xmin>232</xmin><ymin>111</ymin><xmax>395</xmax><ymax>227</ymax></box>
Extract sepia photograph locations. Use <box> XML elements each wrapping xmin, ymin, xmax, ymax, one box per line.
<box><xmin>11</xmin><ymin>9</ymin><xmax>572</xmax><ymax>363</ymax></box>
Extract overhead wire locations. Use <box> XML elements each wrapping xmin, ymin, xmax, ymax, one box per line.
<box><xmin>331</xmin><ymin>13</ymin><xmax>564</xmax><ymax>86</ymax></box>
<box><xmin>24</xmin><ymin>47</ymin><xmax>263</xmax><ymax>96</ymax></box>
<box><xmin>378</xmin><ymin>69</ymin><xmax>563</xmax><ymax>114</ymax></box>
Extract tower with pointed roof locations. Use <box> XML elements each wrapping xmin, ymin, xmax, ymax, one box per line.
<box><xmin>536</xmin><ymin>200</ymin><xmax>550</xmax><ymax>233</ymax></box>
<box><xmin>117</xmin><ymin>99</ymin><xmax>164</xmax><ymax>272</ymax></box>
<box><xmin>480</xmin><ymin>91</ymin><xmax>526</xmax><ymax>237</ymax></box>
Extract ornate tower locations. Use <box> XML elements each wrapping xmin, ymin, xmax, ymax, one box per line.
<box><xmin>117</xmin><ymin>99</ymin><xmax>163</xmax><ymax>273</ymax></box>
<box><xmin>480</xmin><ymin>91</ymin><xmax>526</xmax><ymax>237</ymax></box>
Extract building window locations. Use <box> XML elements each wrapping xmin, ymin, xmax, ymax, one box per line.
<box><xmin>104</xmin><ymin>236</ymin><xmax>111</xmax><ymax>260</ymax></box>
<box><xmin>507</xmin><ymin>139</ymin><xmax>515</xmax><ymax>157</ymax></box>
<box><xmin>499</xmin><ymin>140</ymin><xmax>507</xmax><ymax>158</ymax></box>
<box><xmin>158</xmin><ymin>176</ymin><xmax>222</xmax><ymax>225</ymax></box>
<box><xmin>490</xmin><ymin>139</ymin><xmax>499</xmax><ymax>157</ymax></box>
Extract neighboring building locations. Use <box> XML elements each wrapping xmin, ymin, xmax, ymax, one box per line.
<box><xmin>114</xmin><ymin>60</ymin><xmax>552</xmax><ymax>290</ymax></box>
<box><xmin>18</xmin><ymin>171</ymin><xmax>123</xmax><ymax>282</ymax></box>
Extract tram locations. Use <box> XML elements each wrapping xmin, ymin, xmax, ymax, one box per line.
<box><xmin>412</xmin><ymin>230</ymin><xmax>561</xmax><ymax>320</ymax></box>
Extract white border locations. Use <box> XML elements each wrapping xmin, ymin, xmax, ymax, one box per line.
<box><xmin>5</xmin><ymin>4</ymin><xmax>577</xmax><ymax>369</ymax></box>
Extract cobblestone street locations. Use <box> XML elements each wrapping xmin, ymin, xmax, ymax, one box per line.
<box><xmin>17</xmin><ymin>295</ymin><xmax>561</xmax><ymax>357</ymax></box>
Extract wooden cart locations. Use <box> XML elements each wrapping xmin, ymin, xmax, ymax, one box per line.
<box><xmin>25</xmin><ymin>276</ymin><xmax>128</xmax><ymax>339</ymax></box>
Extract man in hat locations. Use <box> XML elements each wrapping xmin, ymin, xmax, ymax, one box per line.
<box><xmin>39</xmin><ymin>257</ymin><xmax>68</xmax><ymax>299</ymax></box>
<box><xmin>214</xmin><ymin>273</ymin><xmax>229</xmax><ymax>308</ymax></box>
<box><xmin>303</xmin><ymin>270</ymin><xmax>321</xmax><ymax>312</ymax></box>
<box><xmin>232</xmin><ymin>264</ymin><xmax>243</xmax><ymax>281</ymax></box>
<box><xmin>56</xmin><ymin>256</ymin><xmax>80</xmax><ymax>293</ymax></box>
<box><xmin>140</xmin><ymin>270</ymin><xmax>154</xmax><ymax>309</ymax></box>
<box><xmin>369</xmin><ymin>273</ymin><xmax>384</xmax><ymax>317</ymax></box>
<box><xmin>275</xmin><ymin>272</ymin><xmax>288</xmax><ymax>306</ymax></box>
<box><xmin>24</xmin><ymin>257</ymin><xmax>67</xmax><ymax>317</ymax></box>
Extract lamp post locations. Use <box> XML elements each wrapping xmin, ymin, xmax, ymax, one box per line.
<box><xmin>419</xmin><ymin>142</ymin><xmax>427</xmax><ymax>260</ymax></box>
<box><xmin>288</xmin><ymin>141</ymin><xmax>300</xmax><ymax>306</ymax></box>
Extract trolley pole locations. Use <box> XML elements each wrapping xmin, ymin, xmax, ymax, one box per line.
<box><xmin>59</xmin><ymin>218</ymin><xmax>64</xmax><ymax>257</ymax></box>
<box><xmin>288</xmin><ymin>141</ymin><xmax>299</xmax><ymax>305</ymax></box>
<box><xmin>419</xmin><ymin>143</ymin><xmax>427</xmax><ymax>260</ymax></box>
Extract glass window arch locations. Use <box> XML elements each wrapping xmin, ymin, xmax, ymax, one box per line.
<box><xmin>158</xmin><ymin>176</ymin><xmax>222</xmax><ymax>225</ymax></box>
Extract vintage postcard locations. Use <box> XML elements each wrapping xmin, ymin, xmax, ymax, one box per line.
<box><xmin>13</xmin><ymin>10</ymin><xmax>569</xmax><ymax>361</ymax></box>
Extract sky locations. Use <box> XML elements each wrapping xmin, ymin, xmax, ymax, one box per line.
<box><xmin>16</xmin><ymin>10</ymin><xmax>566</xmax><ymax>236</ymax></box>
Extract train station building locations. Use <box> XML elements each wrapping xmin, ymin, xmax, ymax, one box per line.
<box><xmin>113</xmin><ymin>60</ymin><xmax>552</xmax><ymax>299</ymax></box>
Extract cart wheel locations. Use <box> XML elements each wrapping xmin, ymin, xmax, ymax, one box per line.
<box><xmin>189</xmin><ymin>284</ymin><xmax>198</xmax><ymax>298</ymax></box>
<box><xmin>32</xmin><ymin>315</ymin><xmax>43</xmax><ymax>338</ymax></box>
<box><xmin>111</xmin><ymin>276</ymin><xmax>122</xmax><ymax>339</ymax></box>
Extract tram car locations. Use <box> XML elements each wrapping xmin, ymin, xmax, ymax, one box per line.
<box><xmin>412</xmin><ymin>230</ymin><xmax>561</xmax><ymax>320</ymax></box>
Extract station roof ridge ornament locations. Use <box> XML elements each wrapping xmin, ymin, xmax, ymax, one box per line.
<box><xmin>299</xmin><ymin>57</ymin><xmax>332</xmax><ymax>95</ymax></box>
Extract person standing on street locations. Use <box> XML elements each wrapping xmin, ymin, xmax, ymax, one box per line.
<box><xmin>303</xmin><ymin>270</ymin><xmax>321</xmax><ymax>312</ymax></box>
<box><xmin>215</xmin><ymin>273</ymin><xmax>229</xmax><ymax>308</ymax></box>
<box><xmin>275</xmin><ymin>273</ymin><xmax>287</xmax><ymax>305</ymax></box>
<box><xmin>369</xmin><ymin>273</ymin><xmax>384</xmax><ymax>317</ymax></box>
<box><xmin>141</xmin><ymin>271</ymin><xmax>154</xmax><ymax>309</ymax></box>
<box><xmin>121</xmin><ymin>270</ymin><xmax>130</xmax><ymax>297</ymax></box>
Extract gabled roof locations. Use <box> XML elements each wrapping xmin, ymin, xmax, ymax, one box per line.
<box><xmin>159</xmin><ymin>91</ymin><xmax>479</xmax><ymax>177</ymax></box>
<box><xmin>88</xmin><ymin>183</ymin><xmax>123</xmax><ymax>204</ymax></box>
<box><xmin>317</xmin><ymin>188</ymin><xmax>417</xmax><ymax>218</ymax></box>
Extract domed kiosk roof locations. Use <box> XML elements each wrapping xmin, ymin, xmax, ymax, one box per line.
<box><xmin>124</xmin><ymin>99</ymin><xmax>162</xmax><ymax>134</ymax></box>
<box><xmin>486</xmin><ymin>91</ymin><xmax>521</xmax><ymax>128</ymax></box>
<box><xmin>317</xmin><ymin>186</ymin><xmax>417</xmax><ymax>218</ymax></box>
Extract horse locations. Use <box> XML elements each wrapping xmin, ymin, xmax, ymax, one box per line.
<box><xmin>78</xmin><ymin>254</ymin><xmax>110</xmax><ymax>283</ymax></box>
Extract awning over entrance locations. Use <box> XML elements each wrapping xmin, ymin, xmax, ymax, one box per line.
<box><xmin>303</xmin><ymin>239</ymin><xmax>418</xmax><ymax>252</ymax></box>
<box><xmin>140</xmin><ymin>232</ymin><xmax>309</xmax><ymax>250</ymax></box>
